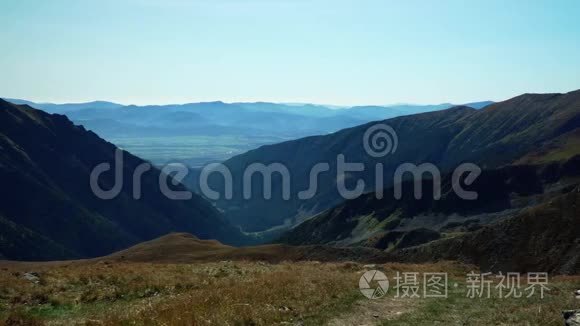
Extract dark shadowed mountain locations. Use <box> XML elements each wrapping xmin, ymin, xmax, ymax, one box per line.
<box><xmin>0</xmin><ymin>99</ymin><xmax>245</xmax><ymax>261</ymax></box>
<box><xmin>279</xmin><ymin>156</ymin><xmax>580</xmax><ymax>249</ymax></box>
<box><xmin>389</xmin><ymin>185</ymin><xmax>580</xmax><ymax>274</ymax></box>
<box><xmin>209</xmin><ymin>90</ymin><xmax>580</xmax><ymax>232</ymax></box>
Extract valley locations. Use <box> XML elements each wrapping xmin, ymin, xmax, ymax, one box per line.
<box><xmin>1</xmin><ymin>91</ymin><xmax>579</xmax><ymax>325</ymax></box>
<box><xmin>108</xmin><ymin>134</ymin><xmax>288</xmax><ymax>167</ymax></box>
<box><xmin>2</xmin><ymin>2</ymin><xmax>580</xmax><ymax>324</ymax></box>
<box><xmin>6</xmin><ymin>99</ymin><xmax>490</xmax><ymax>167</ymax></box>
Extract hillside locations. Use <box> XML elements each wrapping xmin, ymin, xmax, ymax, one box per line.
<box><xmin>0</xmin><ymin>99</ymin><xmax>245</xmax><ymax>261</ymax></box>
<box><xmin>210</xmin><ymin>90</ymin><xmax>580</xmax><ymax>232</ymax></box>
<box><xmin>102</xmin><ymin>232</ymin><xmax>391</xmax><ymax>264</ymax></box>
<box><xmin>390</xmin><ymin>186</ymin><xmax>580</xmax><ymax>274</ymax></box>
<box><xmin>279</xmin><ymin>156</ymin><xmax>580</xmax><ymax>249</ymax></box>
<box><xmin>0</xmin><ymin>232</ymin><xmax>393</xmax><ymax>268</ymax></box>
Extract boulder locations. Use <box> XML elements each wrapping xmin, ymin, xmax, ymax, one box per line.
<box><xmin>563</xmin><ymin>310</ymin><xmax>580</xmax><ymax>326</ymax></box>
<box><xmin>22</xmin><ymin>272</ymin><xmax>40</xmax><ymax>284</ymax></box>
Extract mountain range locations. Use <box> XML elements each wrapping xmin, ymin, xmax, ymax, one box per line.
<box><xmin>3</xmin><ymin>98</ymin><xmax>493</xmax><ymax>167</ymax></box>
<box><xmin>1</xmin><ymin>90</ymin><xmax>579</xmax><ymax>274</ymax></box>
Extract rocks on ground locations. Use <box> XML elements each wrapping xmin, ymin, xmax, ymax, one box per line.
<box><xmin>564</xmin><ymin>310</ymin><xmax>580</xmax><ymax>326</ymax></box>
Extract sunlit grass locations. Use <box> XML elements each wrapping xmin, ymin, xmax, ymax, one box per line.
<box><xmin>0</xmin><ymin>261</ymin><xmax>577</xmax><ymax>325</ymax></box>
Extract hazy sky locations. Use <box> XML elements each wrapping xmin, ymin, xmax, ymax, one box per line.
<box><xmin>1</xmin><ymin>0</ymin><xmax>579</xmax><ymax>105</ymax></box>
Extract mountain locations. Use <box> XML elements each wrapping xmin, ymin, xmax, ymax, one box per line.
<box><xmin>0</xmin><ymin>99</ymin><xmax>245</xmax><ymax>261</ymax></box>
<box><xmin>2</xmin><ymin>98</ymin><xmax>492</xmax><ymax>167</ymax></box>
<box><xmin>101</xmin><ymin>232</ymin><xmax>391</xmax><ymax>264</ymax></box>
<box><xmin>389</xmin><ymin>186</ymin><xmax>580</xmax><ymax>274</ymax></box>
<box><xmin>3</xmin><ymin>99</ymin><xmax>124</xmax><ymax>114</ymax></box>
<box><xmin>234</xmin><ymin>102</ymin><xmax>339</xmax><ymax>118</ymax></box>
<box><xmin>48</xmin><ymin>101</ymin><xmax>382</xmax><ymax>137</ymax></box>
<box><xmin>209</xmin><ymin>90</ymin><xmax>580</xmax><ymax>232</ymax></box>
<box><xmin>336</xmin><ymin>101</ymin><xmax>493</xmax><ymax>121</ymax></box>
<box><xmin>279</xmin><ymin>156</ymin><xmax>580</xmax><ymax>248</ymax></box>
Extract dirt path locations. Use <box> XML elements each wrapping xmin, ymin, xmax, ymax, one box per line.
<box><xmin>326</xmin><ymin>297</ymin><xmax>416</xmax><ymax>326</ymax></box>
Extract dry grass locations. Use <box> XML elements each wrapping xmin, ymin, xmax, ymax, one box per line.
<box><xmin>0</xmin><ymin>261</ymin><xmax>577</xmax><ymax>325</ymax></box>
<box><xmin>0</xmin><ymin>260</ymin><xmax>366</xmax><ymax>325</ymax></box>
<box><xmin>384</xmin><ymin>274</ymin><xmax>580</xmax><ymax>325</ymax></box>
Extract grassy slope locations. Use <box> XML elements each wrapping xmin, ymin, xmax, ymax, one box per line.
<box><xmin>0</xmin><ymin>260</ymin><xmax>577</xmax><ymax>325</ymax></box>
<box><xmin>391</xmin><ymin>187</ymin><xmax>580</xmax><ymax>274</ymax></box>
<box><xmin>0</xmin><ymin>232</ymin><xmax>577</xmax><ymax>325</ymax></box>
<box><xmin>93</xmin><ymin>232</ymin><xmax>395</xmax><ymax>264</ymax></box>
<box><xmin>514</xmin><ymin>128</ymin><xmax>580</xmax><ymax>165</ymax></box>
<box><xmin>0</xmin><ymin>261</ymin><xmax>367</xmax><ymax>325</ymax></box>
<box><xmin>385</xmin><ymin>275</ymin><xmax>580</xmax><ymax>325</ymax></box>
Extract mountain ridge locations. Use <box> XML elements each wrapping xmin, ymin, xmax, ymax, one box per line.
<box><xmin>0</xmin><ymin>99</ymin><xmax>246</xmax><ymax>261</ymax></box>
<box><xmin>209</xmin><ymin>90</ymin><xmax>580</xmax><ymax>232</ymax></box>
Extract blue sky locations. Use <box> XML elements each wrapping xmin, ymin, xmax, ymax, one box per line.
<box><xmin>1</xmin><ymin>0</ymin><xmax>579</xmax><ymax>105</ymax></box>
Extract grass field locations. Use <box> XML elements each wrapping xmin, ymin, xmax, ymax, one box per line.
<box><xmin>384</xmin><ymin>275</ymin><xmax>580</xmax><ymax>325</ymax></box>
<box><xmin>0</xmin><ymin>260</ymin><xmax>578</xmax><ymax>325</ymax></box>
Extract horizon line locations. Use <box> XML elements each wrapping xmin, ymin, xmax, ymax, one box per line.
<box><xmin>2</xmin><ymin>96</ymin><xmax>498</xmax><ymax>109</ymax></box>
<box><xmin>4</xmin><ymin>88</ymin><xmax>579</xmax><ymax>108</ymax></box>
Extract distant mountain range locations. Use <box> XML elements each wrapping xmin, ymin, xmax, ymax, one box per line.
<box><xmin>2</xmin><ymin>98</ymin><xmax>493</xmax><ymax>166</ymax></box>
<box><xmin>208</xmin><ymin>90</ymin><xmax>580</xmax><ymax>232</ymax></box>
<box><xmin>0</xmin><ymin>99</ymin><xmax>246</xmax><ymax>260</ymax></box>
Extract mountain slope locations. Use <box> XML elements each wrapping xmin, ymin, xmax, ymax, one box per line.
<box><xmin>211</xmin><ymin>90</ymin><xmax>580</xmax><ymax>232</ymax></box>
<box><xmin>211</xmin><ymin>106</ymin><xmax>476</xmax><ymax>232</ymax></box>
<box><xmin>102</xmin><ymin>232</ymin><xmax>391</xmax><ymax>264</ymax></box>
<box><xmin>279</xmin><ymin>156</ymin><xmax>580</xmax><ymax>248</ymax></box>
<box><xmin>0</xmin><ymin>99</ymin><xmax>245</xmax><ymax>260</ymax></box>
<box><xmin>389</xmin><ymin>186</ymin><xmax>580</xmax><ymax>274</ymax></box>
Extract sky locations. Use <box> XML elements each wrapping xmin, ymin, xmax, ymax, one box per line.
<box><xmin>1</xmin><ymin>0</ymin><xmax>579</xmax><ymax>106</ymax></box>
